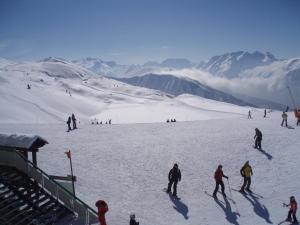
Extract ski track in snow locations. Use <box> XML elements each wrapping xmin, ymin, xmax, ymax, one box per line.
<box><xmin>0</xmin><ymin>111</ymin><xmax>299</xmax><ymax>225</ymax></box>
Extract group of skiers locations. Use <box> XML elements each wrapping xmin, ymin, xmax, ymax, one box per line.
<box><xmin>165</xmin><ymin>162</ymin><xmax>298</xmax><ymax>224</ymax></box>
<box><xmin>248</xmin><ymin>107</ymin><xmax>300</xmax><ymax>128</ymax></box>
<box><xmin>66</xmin><ymin>114</ymin><xmax>77</xmax><ymax>132</ymax></box>
<box><xmin>166</xmin><ymin>118</ymin><xmax>177</xmax><ymax>123</ymax></box>
<box><xmin>91</xmin><ymin>119</ymin><xmax>112</xmax><ymax>125</ymax></box>
<box><xmin>94</xmin><ymin>108</ymin><xmax>300</xmax><ymax>225</ymax></box>
<box><xmin>248</xmin><ymin>108</ymin><xmax>270</xmax><ymax>119</ymax></box>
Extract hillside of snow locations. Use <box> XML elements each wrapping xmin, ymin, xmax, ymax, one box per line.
<box><xmin>0</xmin><ymin>59</ymin><xmax>254</xmax><ymax>124</ymax></box>
<box><xmin>0</xmin><ymin>110</ymin><xmax>299</xmax><ymax>225</ymax></box>
<box><xmin>71</xmin><ymin>51</ymin><xmax>300</xmax><ymax>107</ymax></box>
<box><xmin>115</xmin><ymin>74</ymin><xmax>253</xmax><ymax>107</ymax></box>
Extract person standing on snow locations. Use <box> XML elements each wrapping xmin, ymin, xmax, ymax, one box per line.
<box><xmin>264</xmin><ymin>109</ymin><xmax>267</xmax><ymax>118</ymax></box>
<box><xmin>67</xmin><ymin>116</ymin><xmax>71</xmax><ymax>132</ymax></box>
<box><xmin>281</xmin><ymin>111</ymin><xmax>288</xmax><ymax>127</ymax></box>
<box><xmin>166</xmin><ymin>163</ymin><xmax>181</xmax><ymax>197</ymax></box>
<box><xmin>240</xmin><ymin>161</ymin><xmax>253</xmax><ymax>193</ymax></box>
<box><xmin>283</xmin><ymin>196</ymin><xmax>298</xmax><ymax>224</ymax></box>
<box><xmin>95</xmin><ymin>200</ymin><xmax>108</xmax><ymax>225</ymax></box>
<box><xmin>248</xmin><ymin>110</ymin><xmax>252</xmax><ymax>119</ymax></box>
<box><xmin>129</xmin><ymin>214</ymin><xmax>139</xmax><ymax>225</ymax></box>
<box><xmin>213</xmin><ymin>165</ymin><xmax>228</xmax><ymax>198</ymax></box>
<box><xmin>71</xmin><ymin>113</ymin><xmax>77</xmax><ymax>129</ymax></box>
<box><xmin>254</xmin><ymin>128</ymin><xmax>262</xmax><ymax>150</ymax></box>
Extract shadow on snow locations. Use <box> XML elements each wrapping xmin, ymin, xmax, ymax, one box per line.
<box><xmin>257</xmin><ymin>148</ymin><xmax>273</xmax><ymax>160</ymax></box>
<box><xmin>214</xmin><ymin>197</ymin><xmax>240</xmax><ymax>225</ymax></box>
<box><xmin>168</xmin><ymin>193</ymin><xmax>189</xmax><ymax>220</ymax></box>
<box><xmin>242</xmin><ymin>192</ymin><xmax>273</xmax><ymax>224</ymax></box>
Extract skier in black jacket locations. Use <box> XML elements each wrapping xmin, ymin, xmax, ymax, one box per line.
<box><xmin>130</xmin><ymin>214</ymin><xmax>139</xmax><ymax>225</ymax></box>
<box><xmin>167</xmin><ymin>163</ymin><xmax>181</xmax><ymax>197</ymax></box>
<box><xmin>67</xmin><ymin>116</ymin><xmax>71</xmax><ymax>132</ymax></box>
<box><xmin>254</xmin><ymin>128</ymin><xmax>262</xmax><ymax>150</ymax></box>
<box><xmin>71</xmin><ymin>113</ymin><xmax>77</xmax><ymax>129</ymax></box>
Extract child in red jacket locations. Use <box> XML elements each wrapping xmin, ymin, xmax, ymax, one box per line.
<box><xmin>284</xmin><ymin>196</ymin><xmax>298</xmax><ymax>224</ymax></box>
<box><xmin>95</xmin><ymin>200</ymin><xmax>108</xmax><ymax>225</ymax></box>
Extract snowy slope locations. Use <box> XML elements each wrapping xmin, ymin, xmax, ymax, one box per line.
<box><xmin>0</xmin><ymin>110</ymin><xmax>299</xmax><ymax>225</ymax></box>
<box><xmin>0</xmin><ymin>59</ymin><xmax>252</xmax><ymax>124</ymax></box>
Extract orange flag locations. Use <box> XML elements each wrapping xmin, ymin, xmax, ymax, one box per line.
<box><xmin>65</xmin><ymin>149</ymin><xmax>71</xmax><ymax>159</ymax></box>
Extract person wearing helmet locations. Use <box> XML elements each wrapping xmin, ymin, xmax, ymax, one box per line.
<box><xmin>240</xmin><ymin>161</ymin><xmax>253</xmax><ymax>193</ymax></box>
<box><xmin>130</xmin><ymin>214</ymin><xmax>139</xmax><ymax>225</ymax></box>
<box><xmin>213</xmin><ymin>165</ymin><xmax>228</xmax><ymax>198</ymax></box>
<box><xmin>166</xmin><ymin>163</ymin><xmax>181</xmax><ymax>197</ymax></box>
<box><xmin>284</xmin><ymin>196</ymin><xmax>298</xmax><ymax>224</ymax></box>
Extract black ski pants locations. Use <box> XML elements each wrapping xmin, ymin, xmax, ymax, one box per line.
<box><xmin>72</xmin><ymin>120</ymin><xmax>77</xmax><ymax>129</ymax></box>
<box><xmin>255</xmin><ymin>137</ymin><xmax>262</xmax><ymax>149</ymax></box>
<box><xmin>67</xmin><ymin>123</ymin><xmax>71</xmax><ymax>131</ymax></box>
<box><xmin>297</xmin><ymin>119</ymin><xmax>300</xmax><ymax>126</ymax></box>
<box><xmin>241</xmin><ymin>177</ymin><xmax>251</xmax><ymax>191</ymax></box>
<box><xmin>167</xmin><ymin>180</ymin><xmax>178</xmax><ymax>196</ymax></box>
<box><xmin>287</xmin><ymin>210</ymin><xmax>298</xmax><ymax>223</ymax></box>
<box><xmin>213</xmin><ymin>180</ymin><xmax>225</xmax><ymax>196</ymax></box>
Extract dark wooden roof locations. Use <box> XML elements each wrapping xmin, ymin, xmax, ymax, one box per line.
<box><xmin>0</xmin><ymin>133</ymin><xmax>48</xmax><ymax>151</ymax></box>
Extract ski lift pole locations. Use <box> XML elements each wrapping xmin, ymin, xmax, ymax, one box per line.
<box><xmin>65</xmin><ymin>150</ymin><xmax>76</xmax><ymax>196</ymax></box>
<box><xmin>287</xmin><ymin>86</ymin><xmax>297</xmax><ymax>109</ymax></box>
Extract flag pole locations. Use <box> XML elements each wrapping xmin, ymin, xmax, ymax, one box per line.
<box><xmin>66</xmin><ymin>149</ymin><xmax>76</xmax><ymax>196</ymax></box>
<box><xmin>69</xmin><ymin>153</ymin><xmax>76</xmax><ymax>196</ymax></box>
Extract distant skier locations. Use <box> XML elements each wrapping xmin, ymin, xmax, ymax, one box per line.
<box><xmin>240</xmin><ymin>161</ymin><xmax>253</xmax><ymax>193</ymax></box>
<box><xmin>71</xmin><ymin>114</ymin><xmax>77</xmax><ymax>129</ymax></box>
<box><xmin>67</xmin><ymin>116</ymin><xmax>71</xmax><ymax>132</ymax></box>
<box><xmin>281</xmin><ymin>111</ymin><xmax>288</xmax><ymax>127</ymax></box>
<box><xmin>213</xmin><ymin>165</ymin><xmax>228</xmax><ymax>198</ymax></box>
<box><xmin>130</xmin><ymin>214</ymin><xmax>139</xmax><ymax>225</ymax></box>
<box><xmin>167</xmin><ymin>119</ymin><xmax>169</xmax><ymax>123</ymax></box>
<box><xmin>109</xmin><ymin>119</ymin><xmax>111</xmax><ymax>124</ymax></box>
<box><xmin>174</xmin><ymin>118</ymin><xmax>176</xmax><ymax>122</ymax></box>
<box><xmin>254</xmin><ymin>128</ymin><xmax>262</xmax><ymax>150</ymax></box>
<box><xmin>166</xmin><ymin>163</ymin><xmax>181</xmax><ymax>197</ymax></box>
<box><xmin>27</xmin><ymin>84</ymin><xmax>31</xmax><ymax>89</ymax></box>
<box><xmin>283</xmin><ymin>196</ymin><xmax>298</xmax><ymax>224</ymax></box>
<box><xmin>248</xmin><ymin>110</ymin><xmax>252</xmax><ymax>119</ymax></box>
<box><xmin>264</xmin><ymin>109</ymin><xmax>267</xmax><ymax>118</ymax></box>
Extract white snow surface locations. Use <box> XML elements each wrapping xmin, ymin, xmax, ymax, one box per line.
<box><xmin>0</xmin><ymin>60</ymin><xmax>251</xmax><ymax>124</ymax></box>
<box><xmin>0</xmin><ymin>111</ymin><xmax>299</xmax><ymax>225</ymax></box>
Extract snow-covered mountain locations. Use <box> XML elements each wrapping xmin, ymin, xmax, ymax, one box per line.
<box><xmin>0</xmin><ymin>58</ymin><xmax>253</xmax><ymax>124</ymax></box>
<box><xmin>72</xmin><ymin>57</ymin><xmax>195</xmax><ymax>77</ymax></box>
<box><xmin>115</xmin><ymin>74</ymin><xmax>254</xmax><ymax>107</ymax></box>
<box><xmin>199</xmin><ymin>51</ymin><xmax>278</xmax><ymax>78</ymax></box>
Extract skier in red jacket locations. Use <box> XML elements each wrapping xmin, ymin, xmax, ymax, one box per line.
<box><xmin>284</xmin><ymin>196</ymin><xmax>298</xmax><ymax>224</ymax></box>
<box><xmin>95</xmin><ymin>200</ymin><xmax>108</xmax><ymax>225</ymax></box>
<box><xmin>213</xmin><ymin>165</ymin><xmax>228</xmax><ymax>198</ymax></box>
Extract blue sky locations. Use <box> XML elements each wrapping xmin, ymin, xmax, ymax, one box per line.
<box><xmin>0</xmin><ymin>0</ymin><xmax>299</xmax><ymax>64</ymax></box>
